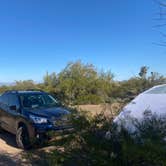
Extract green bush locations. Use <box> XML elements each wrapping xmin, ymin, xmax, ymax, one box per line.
<box><xmin>26</xmin><ymin>112</ymin><xmax>166</xmax><ymax>166</ymax></box>
<box><xmin>0</xmin><ymin>62</ymin><xmax>166</xmax><ymax>105</ymax></box>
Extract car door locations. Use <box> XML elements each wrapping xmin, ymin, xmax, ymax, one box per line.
<box><xmin>7</xmin><ymin>93</ymin><xmax>21</xmax><ymax>134</ymax></box>
<box><xmin>0</xmin><ymin>93</ymin><xmax>10</xmax><ymax>131</ymax></box>
<box><xmin>0</xmin><ymin>95</ymin><xmax>4</xmax><ymax>126</ymax></box>
<box><xmin>0</xmin><ymin>93</ymin><xmax>21</xmax><ymax>134</ymax></box>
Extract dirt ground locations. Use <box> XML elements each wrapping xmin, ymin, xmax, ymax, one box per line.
<box><xmin>0</xmin><ymin>131</ymin><xmax>25</xmax><ymax>166</ymax></box>
<box><xmin>0</xmin><ymin>130</ymin><xmax>66</xmax><ymax>166</ymax></box>
<box><xmin>75</xmin><ymin>103</ymin><xmax>122</xmax><ymax>117</ymax></box>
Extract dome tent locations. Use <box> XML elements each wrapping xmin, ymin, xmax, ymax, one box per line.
<box><xmin>113</xmin><ymin>84</ymin><xmax>166</xmax><ymax>132</ymax></box>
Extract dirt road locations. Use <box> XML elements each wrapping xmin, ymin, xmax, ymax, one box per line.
<box><xmin>0</xmin><ymin>131</ymin><xmax>25</xmax><ymax>166</ymax></box>
<box><xmin>0</xmin><ymin>131</ymin><xmax>62</xmax><ymax>166</ymax></box>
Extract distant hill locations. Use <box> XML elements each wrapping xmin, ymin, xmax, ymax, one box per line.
<box><xmin>0</xmin><ymin>82</ymin><xmax>15</xmax><ymax>86</ymax></box>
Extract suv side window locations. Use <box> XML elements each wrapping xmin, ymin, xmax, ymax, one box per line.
<box><xmin>0</xmin><ymin>93</ymin><xmax>9</xmax><ymax>106</ymax></box>
<box><xmin>8</xmin><ymin>94</ymin><xmax>20</xmax><ymax>109</ymax></box>
<box><xmin>0</xmin><ymin>93</ymin><xmax>9</xmax><ymax>110</ymax></box>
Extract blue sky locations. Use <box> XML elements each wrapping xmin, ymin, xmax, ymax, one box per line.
<box><xmin>0</xmin><ymin>0</ymin><xmax>165</xmax><ymax>82</ymax></box>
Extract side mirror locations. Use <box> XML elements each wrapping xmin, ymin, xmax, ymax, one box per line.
<box><xmin>9</xmin><ymin>105</ymin><xmax>17</xmax><ymax>111</ymax></box>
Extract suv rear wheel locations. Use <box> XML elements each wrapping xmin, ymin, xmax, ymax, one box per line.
<box><xmin>16</xmin><ymin>126</ymin><xmax>30</xmax><ymax>149</ymax></box>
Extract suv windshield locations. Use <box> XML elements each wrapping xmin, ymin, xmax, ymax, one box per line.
<box><xmin>19</xmin><ymin>93</ymin><xmax>58</xmax><ymax>109</ymax></box>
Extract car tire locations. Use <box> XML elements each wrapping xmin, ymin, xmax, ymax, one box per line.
<box><xmin>0</xmin><ymin>127</ymin><xmax>3</xmax><ymax>133</ymax></box>
<box><xmin>16</xmin><ymin>126</ymin><xmax>30</xmax><ymax>149</ymax></box>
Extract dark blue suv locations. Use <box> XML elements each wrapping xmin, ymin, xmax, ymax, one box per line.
<box><xmin>0</xmin><ymin>90</ymin><xmax>72</xmax><ymax>149</ymax></box>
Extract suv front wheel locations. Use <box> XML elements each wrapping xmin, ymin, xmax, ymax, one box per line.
<box><xmin>16</xmin><ymin>126</ymin><xmax>30</xmax><ymax>149</ymax></box>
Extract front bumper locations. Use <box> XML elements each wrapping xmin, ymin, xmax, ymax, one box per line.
<box><xmin>34</xmin><ymin>123</ymin><xmax>73</xmax><ymax>134</ymax></box>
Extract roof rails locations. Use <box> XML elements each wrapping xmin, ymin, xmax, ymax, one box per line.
<box><xmin>4</xmin><ymin>89</ymin><xmax>45</xmax><ymax>93</ymax></box>
<box><xmin>4</xmin><ymin>90</ymin><xmax>18</xmax><ymax>94</ymax></box>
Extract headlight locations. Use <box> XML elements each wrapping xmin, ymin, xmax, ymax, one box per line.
<box><xmin>30</xmin><ymin>115</ymin><xmax>48</xmax><ymax>124</ymax></box>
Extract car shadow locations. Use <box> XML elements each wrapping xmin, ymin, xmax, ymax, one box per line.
<box><xmin>0</xmin><ymin>153</ymin><xmax>18</xmax><ymax>166</ymax></box>
<box><xmin>0</xmin><ymin>130</ymin><xmax>18</xmax><ymax>148</ymax></box>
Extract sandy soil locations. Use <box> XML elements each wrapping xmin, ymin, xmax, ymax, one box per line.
<box><xmin>0</xmin><ymin>131</ymin><xmax>26</xmax><ymax>166</ymax></box>
<box><xmin>0</xmin><ymin>129</ymin><xmax>66</xmax><ymax>166</ymax></box>
<box><xmin>75</xmin><ymin>103</ymin><xmax>122</xmax><ymax>117</ymax></box>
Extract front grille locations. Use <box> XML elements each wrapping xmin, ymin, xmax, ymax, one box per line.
<box><xmin>52</xmin><ymin>116</ymin><xmax>71</xmax><ymax>128</ymax></box>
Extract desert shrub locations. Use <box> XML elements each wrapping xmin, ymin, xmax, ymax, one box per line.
<box><xmin>24</xmin><ymin>111</ymin><xmax>166</xmax><ymax>166</ymax></box>
<box><xmin>109</xmin><ymin>115</ymin><xmax>166</xmax><ymax>166</ymax></box>
<box><xmin>1</xmin><ymin>63</ymin><xmax>166</xmax><ymax>105</ymax></box>
<box><xmin>27</xmin><ymin>112</ymin><xmax>166</xmax><ymax>166</ymax></box>
<box><xmin>74</xmin><ymin>94</ymin><xmax>102</xmax><ymax>105</ymax></box>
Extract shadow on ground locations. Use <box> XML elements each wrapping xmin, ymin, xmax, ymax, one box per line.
<box><xmin>0</xmin><ymin>130</ymin><xmax>23</xmax><ymax>165</ymax></box>
<box><xmin>0</xmin><ymin>154</ymin><xmax>18</xmax><ymax>166</ymax></box>
<box><xmin>0</xmin><ymin>130</ymin><xmax>17</xmax><ymax>148</ymax></box>
<box><xmin>0</xmin><ymin>130</ymin><xmax>74</xmax><ymax>165</ymax></box>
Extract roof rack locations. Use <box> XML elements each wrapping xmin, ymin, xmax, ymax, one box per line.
<box><xmin>3</xmin><ymin>90</ymin><xmax>19</xmax><ymax>94</ymax></box>
<box><xmin>4</xmin><ymin>89</ymin><xmax>45</xmax><ymax>94</ymax></box>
